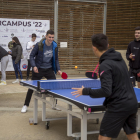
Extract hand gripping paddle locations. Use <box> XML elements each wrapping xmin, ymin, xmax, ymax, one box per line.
<box><xmin>61</xmin><ymin>72</ymin><xmax>68</xmax><ymax>79</ymax></box>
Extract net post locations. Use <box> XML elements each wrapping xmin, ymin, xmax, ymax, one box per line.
<box><xmin>37</xmin><ymin>81</ymin><xmax>40</xmax><ymax>91</ymax></box>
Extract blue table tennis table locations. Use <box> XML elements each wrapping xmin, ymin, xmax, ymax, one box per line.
<box><xmin>20</xmin><ymin>78</ymin><xmax>140</xmax><ymax>140</ymax></box>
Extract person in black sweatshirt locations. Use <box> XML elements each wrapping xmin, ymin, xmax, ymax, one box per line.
<box><xmin>71</xmin><ymin>34</ymin><xmax>139</xmax><ymax>140</ymax></box>
<box><xmin>126</xmin><ymin>26</ymin><xmax>140</xmax><ymax>88</ymax></box>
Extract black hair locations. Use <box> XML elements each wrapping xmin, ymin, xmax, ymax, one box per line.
<box><xmin>135</xmin><ymin>26</ymin><xmax>140</xmax><ymax>31</ymax></box>
<box><xmin>46</xmin><ymin>30</ymin><xmax>54</xmax><ymax>35</ymax></box>
<box><xmin>91</xmin><ymin>33</ymin><xmax>108</xmax><ymax>51</ymax></box>
<box><xmin>32</xmin><ymin>33</ymin><xmax>37</xmax><ymax>38</ymax></box>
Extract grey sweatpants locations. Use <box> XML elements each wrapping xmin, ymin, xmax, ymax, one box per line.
<box><xmin>1</xmin><ymin>55</ymin><xmax>9</xmax><ymax>81</ymax></box>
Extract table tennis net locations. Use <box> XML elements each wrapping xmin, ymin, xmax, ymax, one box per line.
<box><xmin>38</xmin><ymin>79</ymin><xmax>101</xmax><ymax>90</ymax></box>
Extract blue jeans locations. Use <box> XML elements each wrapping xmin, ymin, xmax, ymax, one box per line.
<box><xmin>12</xmin><ymin>59</ymin><xmax>23</xmax><ymax>79</ymax></box>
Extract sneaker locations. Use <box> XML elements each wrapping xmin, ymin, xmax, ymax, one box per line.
<box><xmin>52</xmin><ymin>107</ymin><xmax>61</xmax><ymax>111</ymax></box>
<box><xmin>21</xmin><ymin>79</ymin><xmax>24</xmax><ymax>82</ymax></box>
<box><xmin>12</xmin><ymin>79</ymin><xmax>19</xmax><ymax>84</ymax></box>
<box><xmin>0</xmin><ymin>81</ymin><xmax>7</xmax><ymax>85</ymax></box>
<box><xmin>21</xmin><ymin>105</ymin><xmax>27</xmax><ymax>113</ymax></box>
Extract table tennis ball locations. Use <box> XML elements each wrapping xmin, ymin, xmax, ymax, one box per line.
<box><xmin>75</xmin><ymin>66</ymin><xmax>78</xmax><ymax>69</ymax></box>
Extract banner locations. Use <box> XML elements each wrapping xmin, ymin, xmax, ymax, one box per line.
<box><xmin>0</xmin><ymin>18</ymin><xmax>50</xmax><ymax>71</ymax></box>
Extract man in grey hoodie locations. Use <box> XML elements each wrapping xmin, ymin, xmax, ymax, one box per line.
<box><xmin>0</xmin><ymin>46</ymin><xmax>9</xmax><ymax>85</ymax></box>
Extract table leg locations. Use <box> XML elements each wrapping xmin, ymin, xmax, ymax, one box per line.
<box><xmin>42</xmin><ymin>94</ymin><xmax>46</xmax><ymax>121</ymax></box>
<box><xmin>33</xmin><ymin>91</ymin><xmax>38</xmax><ymax>125</ymax></box>
<box><xmin>81</xmin><ymin>110</ymin><xmax>87</xmax><ymax>140</ymax></box>
<box><xmin>67</xmin><ymin>104</ymin><xmax>72</xmax><ymax>136</ymax></box>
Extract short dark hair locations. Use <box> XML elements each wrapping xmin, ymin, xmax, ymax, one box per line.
<box><xmin>91</xmin><ymin>33</ymin><xmax>108</xmax><ymax>51</ymax></box>
<box><xmin>135</xmin><ymin>26</ymin><xmax>140</xmax><ymax>31</ymax></box>
<box><xmin>46</xmin><ymin>30</ymin><xmax>54</xmax><ymax>35</ymax></box>
<box><xmin>32</xmin><ymin>33</ymin><xmax>37</xmax><ymax>38</ymax></box>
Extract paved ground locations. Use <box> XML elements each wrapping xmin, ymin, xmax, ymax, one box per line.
<box><xmin>0</xmin><ymin>76</ymin><xmax>134</xmax><ymax>140</ymax></box>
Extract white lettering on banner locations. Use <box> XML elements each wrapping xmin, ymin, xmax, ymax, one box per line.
<box><xmin>0</xmin><ymin>18</ymin><xmax>50</xmax><ymax>71</ymax></box>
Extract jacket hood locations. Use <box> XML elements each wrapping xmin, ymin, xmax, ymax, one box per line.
<box><xmin>42</xmin><ymin>39</ymin><xmax>57</xmax><ymax>48</ymax></box>
<box><xmin>99</xmin><ymin>48</ymin><xmax>122</xmax><ymax>64</ymax></box>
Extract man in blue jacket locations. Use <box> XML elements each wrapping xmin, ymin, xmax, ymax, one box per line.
<box><xmin>21</xmin><ymin>30</ymin><xmax>62</xmax><ymax>113</ymax></box>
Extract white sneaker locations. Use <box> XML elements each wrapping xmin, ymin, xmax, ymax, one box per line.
<box><xmin>12</xmin><ymin>79</ymin><xmax>19</xmax><ymax>84</ymax></box>
<box><xmin>52</xmin><ymin>107</ymin><xmax>61</xmax><ymax>111</ymax></box>
<box><xmin>20</xmin><ymin>79</ymin><xmax>24</xmax><ymax>82</ymax></box>
<box><xmin>0</xmin><ymin>81</ymin><xmax>7</xmax><ymax>85</ymax></box>
<box><xmin>21</xmin><ymin>105</ymin><xmax>27</xmax><ymax>113</ymax></box>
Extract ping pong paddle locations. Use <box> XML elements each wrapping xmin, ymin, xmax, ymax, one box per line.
<box><xmin>85</xmin><ymin>63</ymin><xmax>99</xmax><ymax>79</ymax></box>
<box><xmin>61</xmin><ymin>72</ymin><xmax>68</xmax><ymax>79</ymax></box>
<box><xmin>85</xmin><ymin>71</ymin><xmax>98</xmax><ymax>79</ymax></box>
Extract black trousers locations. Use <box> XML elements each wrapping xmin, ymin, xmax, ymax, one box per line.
<box><xmin>129</xmin><ymin>67</ymin><xmax>140</xmax><ymax>82</ymax></box>
<box><xmin>24</xmin><ymin>68</ymin><xmax>56</xmax><ymax>106</ymax></box>
<box><xmin>26</xmin><ymin>59</ymin><xmax>31</xmax><ymax>77</ymax></box>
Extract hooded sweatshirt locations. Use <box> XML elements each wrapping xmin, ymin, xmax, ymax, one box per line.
<box><xmin>83</xmin><ymin>48</ymin><xmax>138</xmax><ymax>112</ymax></box>
<box><xmin>0</xmin><ymin>46</ymin><xmax>8</xmax><ymax>60</ymax></box>
<box><xmin>126</xmin><ymin>39</ymin><xmax>140</xmax><ymax>69</ymax></box>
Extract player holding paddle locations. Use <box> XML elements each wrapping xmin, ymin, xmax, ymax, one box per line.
<box><xmin>71</xmin><ymin>34</ymin><xmax>139</xmax><ymax>140</ymax></box>
<box><xmin>21</xmin><ymin>30</ymin><xmax>62</xmax><ymax>113</ymax></box>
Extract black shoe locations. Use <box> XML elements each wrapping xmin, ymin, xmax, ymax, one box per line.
<box><xmin>26</xmin><ymin>77</ymin><xmax>29</xmax><ymax>81</ymax></box>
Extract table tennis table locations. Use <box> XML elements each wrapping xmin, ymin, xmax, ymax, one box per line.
<box><xmin>20</xmin><ymin>78</ymin><xmax>140</xmax><ymax>140</ymax></box>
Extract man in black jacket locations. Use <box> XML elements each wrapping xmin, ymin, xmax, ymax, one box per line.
<box><xmin>0</xmin><ymin>46</ymin><xmax>9</xmax><ymax>85</ymax></box>
<box><xmin>126</xmin><ymin>26</ymin><xmax>140</xmax><ymax>88</ymax></box>
<box><xmin>71</xmin><ymin>34</ymin><xmax>139</xmax><ymax>140</ymax></box>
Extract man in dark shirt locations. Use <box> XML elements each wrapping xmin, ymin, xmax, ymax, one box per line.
<box><xmin>126</xmin><ymin>26</ymin><xmax>140</xmax><ymax>88</ymax></box>
<box><xmin>71</xmin><ymin>34</ymin><xmax>139</xmax><ymax>140</ymax></box>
